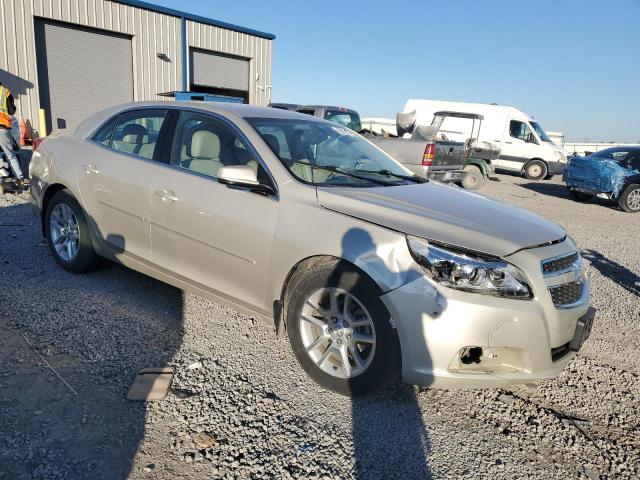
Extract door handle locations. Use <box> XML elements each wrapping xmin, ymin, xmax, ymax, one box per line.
<box><xmin>156</xmin><ymin>189</ymin><xmax>179</xmax><ymax>202</ymax></box>
<box><xmin>83</xmin><ymin>164</ymin><xmax>99</xmax><ymax>174</ymax></box>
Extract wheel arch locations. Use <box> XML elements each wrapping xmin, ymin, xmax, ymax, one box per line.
<box><xmin>464</xmin><ymin>158</ymin><xmax>489</xmax><ymax>176</ymax></box>
<box><xmin>40</xmin><ymin>183</ymin><xmax>69</xmax><ymax>236</ymax></box>
<box><xmin>274</xmin><ymin>255</ymin><xmax>385</xmax><ymax>336</ymax></box>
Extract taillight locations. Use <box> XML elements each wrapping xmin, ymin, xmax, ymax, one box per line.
<box><xmin>32</xmin><ymin>138</ymin><xmax>44</xmax><ymax>151</ymax></box>
<box><xmin>422</xmin><ymin>143</ymin><xmax>435</xmax><ymax>166</ymax></box>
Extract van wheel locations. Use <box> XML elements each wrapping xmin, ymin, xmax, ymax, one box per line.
<box><xmin>568</xmin><ymin>188</ymin><xmax>594</xmax><ymax>203</ymax></box>
<box><xmin>45</xmin><ymin>189</ymin><xmax>100</xmax><ymax>273</ymax></box>
<box><xmin>461</xmin><ymin>165</ymin><xmax>486</xmax><ymax>190</ymax></box>
<box><xmin>618</xmin><ymin>184</ymin><xmax>640</xmax><ymax>213</ymax></box>
<box><xmin>285</xmin><ymin>260</ymin><xmax>400</xmax><ymax>396</ymax></box>
<box><xmin>524</xmin><ymin>160</ymin><xmax>548</xmax><ymax>180</ymax></box>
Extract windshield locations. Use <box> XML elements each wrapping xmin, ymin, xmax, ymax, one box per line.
<box><xmin>247</xmin><ymin>117</ymin><xmax>415</xmax><ymax>187</ymax></box>
<box><xmin>530</xmin><ymin>121</ymin><xmax>551</xmax><ymax>142</ymax></box>
<box><xmin>324</xmin><ymin>110</ymin><xmax>362</xmax><ymax>132</ymax></box>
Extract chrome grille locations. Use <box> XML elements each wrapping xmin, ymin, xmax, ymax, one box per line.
<box><xmin>549</xmin><ymin>281</ymin><xmax>584</xmax><ymax>307</ymax></box>
<box><xmin>542</xmin><ymin>252</ymin><xmax>579</xmax><ymax>275</ymax></box>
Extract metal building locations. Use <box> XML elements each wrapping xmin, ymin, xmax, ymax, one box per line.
<box><xmin>0</xmin><ymin>0</ymin><xmax>274</xmax><ymax>136</ymax></box>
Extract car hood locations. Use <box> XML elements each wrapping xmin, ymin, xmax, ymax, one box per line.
<box><xmin>317</xmin><ymin>182</ymin><xmax>566</xmax><ymax>257</ymax></box>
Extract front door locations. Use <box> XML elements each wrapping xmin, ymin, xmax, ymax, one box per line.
<box><xmin>496</xmin><ymin>119</ymin><xmax>537</xmax><ymax>171</ymax></box>
<box><xmin>75</xmin><ymin>108</ymin><xmax>169</xmax><ymax>260</ymax></box>
<box><xmin>149</xmin><ymin>110</ymin><xmax>279</xmax><ymax>309</ymax></box>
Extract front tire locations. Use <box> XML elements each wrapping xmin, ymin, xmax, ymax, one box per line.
<box><xmin>618</xmin><ymin>184</ymin><xmax>640</xmax><ymax>213</ymax></box>
<box><xmin>524</xmin><ymin>160</ymin><xmax>548</xmax><ymax>180</ymax></box>
<box><xmin>285</xmin><ymin>261</ymin><xmax>400</xmax><ymax>396</ymax></box>
<box><xmin>460</xmin><ymin>164</ymin><xmax>486</xmax><ymax>190</ymax></box>
<box><xmin>46</xmin><ymin>189</ymin><xmax>100</xmax><ymax>273</ymax></box>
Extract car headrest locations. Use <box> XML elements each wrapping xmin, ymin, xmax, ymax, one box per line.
<box><xmin>119</xmin><ymin>123</ymin><xmax>148</xmax><ymax>141</ymax></box>
<box><xmin>122</xmin><ymin>133</ymin><xmax>149</xmax><ymax>144</ymax></box>
<box><xmin>191</xmin><ymin>130</ymin><xmax>220</xmax><ymax>159</ymax></box>
<box><xmin>262</xmin><ymin>134</ymin><xmax>280</xmax><ymax>156</ymax></box>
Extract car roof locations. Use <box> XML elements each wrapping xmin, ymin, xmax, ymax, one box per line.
<box><xmin>297</xmin><ymin>105</ymin><xmax>360</xmax><ymax>114</ymax></box>
<box><xmin>591</xmin><ymin>146</ymin><xmax>640</xmax><ymax>154</ymax></box>
<box><xmin>74</xmin><ymin>101</ymin><xmax>340</xmax><ymax>138</ymax></box>
<box><xmin>121</xmin><ymin>101</ymin><xmax>318</xmax><ymax>120</ymax></box>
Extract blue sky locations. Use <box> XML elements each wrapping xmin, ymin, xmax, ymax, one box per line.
<box><xmin>156</xmin><ymin>0</ymin><xmax>640</xmax><ymax>142</ymax></box>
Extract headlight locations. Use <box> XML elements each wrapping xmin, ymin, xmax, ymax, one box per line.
<box><xmin>555</xmin><ymin>151</ymin><xmax>567</xmax><ymax>163</ymax></box>
<box><xmin>407</xmin><ymin>236</ymin><xmax>532</xmax><ymax>298</ymax></box>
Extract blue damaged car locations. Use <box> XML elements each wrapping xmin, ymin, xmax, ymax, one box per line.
<box><xmin>564</xmin><ymin>146</ymin><xmax>640</xmax><ymax>213</ymax></box>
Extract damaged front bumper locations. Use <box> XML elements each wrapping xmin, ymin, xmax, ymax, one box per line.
<box><xmin>380</xmin><ymin>241</ymin><xmax>593</xmax><ymax>389</ymax></box>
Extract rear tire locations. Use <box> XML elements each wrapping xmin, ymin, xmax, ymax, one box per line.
<box><xmin>461</xmin><ymin>165</ymin><xmax>486</xmax><ymax>190</ymax></box>
<box><xmin>45</xmin><ymin>189</ymin><xmax>100</xmax><ymax>273</ymax></box>
<box><xmin>524</xmin><ymin>160</ymin><xmax>548</xmax><ymax>180</ymax></box>
<box><xmin>285</xmin><ymin>260</ymin><xmax>400</xmax><ymax>396</ymax></box>
<box><xmin>568</xmin><ymin>188</ymin><xmax>594</xmax><ymax>203</ymax></box>
<box><xmin>618</xmin><ymin>184</ymin><xmax>640</xmax><ymax>213</ymax></box>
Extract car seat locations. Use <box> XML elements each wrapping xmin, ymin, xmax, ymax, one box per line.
<box><xmin>187</xmin><ymin>130</ymin><xmax>223</xmax><ymax>177</ymax></box>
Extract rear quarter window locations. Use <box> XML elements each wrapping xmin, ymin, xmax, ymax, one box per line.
<box><xmin>91</xmin><ymin>116</ymin><xmax>118</xmax><ymax>146</ymax></box>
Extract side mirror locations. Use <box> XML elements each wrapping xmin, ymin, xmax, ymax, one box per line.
<box><xmin>217</xmin><ymin>165</ymin><xmax>276</xmax><ymax>196</ymax></box>
<box><xmin>218</xmin><ymin>165</ymin><xmax>259</xmax><ymax>186</ymax></box>
<box><xmin>526</xmin><ymin>132</ymin><xmax>536</xmax><ymax>143</ymax></box>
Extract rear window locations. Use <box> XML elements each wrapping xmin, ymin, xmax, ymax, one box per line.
<box><xmin>324</xmin><ymin>110</ymin><xmax>362</xmax><ymax>132</ymax></box>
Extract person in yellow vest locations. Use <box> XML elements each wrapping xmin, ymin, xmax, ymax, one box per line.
<box><xmin>0</xmin><ymin>81</ymin><xmax>27</xmax><ymax>187</ymax></box>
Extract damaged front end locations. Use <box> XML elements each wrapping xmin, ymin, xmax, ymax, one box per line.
<box><xmin>563</xmin><ymin>155</ymin><xmax>639</xmax><ymax>199</ymax></box>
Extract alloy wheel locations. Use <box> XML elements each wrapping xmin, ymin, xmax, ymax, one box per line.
<box><xmin>298</xmin><ymin>287</ymin><xmax>376</xmax><ymax>379</ymax></box>
<box><xmin>49</xmin><ymin>203</ymin><xmax>80</xmax><ymax>262</ymax></box>
<box><xmin>628</xmin><ymin>188</ymin><xmax>640</xmax><ymax>211</ymax></box>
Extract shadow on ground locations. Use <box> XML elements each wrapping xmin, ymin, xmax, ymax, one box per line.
<box><xmin>0</xmin><ymin>200</ymin><xmax>184</xmax><ymax>479</ymax></box>
<box><xmin>330</xmin><ymin>228</ymin><xmax>432</xmax><ymax>479</ymax></box>
<box><xmin>582</xmin><ymin>249</ymin><xmax>640</xmax><ymax>297</ymax></box>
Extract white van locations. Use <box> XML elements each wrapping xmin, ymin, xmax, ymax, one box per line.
<box><xmin>403</xmin><ymin>99</ymin><xmax>568</xmax><ymax>180</ymax></box>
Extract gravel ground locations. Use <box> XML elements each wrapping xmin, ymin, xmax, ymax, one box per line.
<box><xmin>0</xmin><ymin>173</ymin><xmax>638</xmax><ymax>479</ymax></box>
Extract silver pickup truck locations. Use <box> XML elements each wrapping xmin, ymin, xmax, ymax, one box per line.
<box><xmin>363</xmin><ymin>111</ymin><xmax>499</xmax><ymax>190</ymax></box>
<box><xmin>271</xmin><ymin>104</ymin><xmax>498</xmax><ymax>189</ymax></box>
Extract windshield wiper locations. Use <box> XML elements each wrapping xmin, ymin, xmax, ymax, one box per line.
<box><xmin>303</xmin><ymin>164</ymin><xmax>395</xmax><ymax>186</ymax></box>
<box><xmin>354</xmin><ymin>169</ymin><xmax>428</xmax><ymax>183</ymax></box>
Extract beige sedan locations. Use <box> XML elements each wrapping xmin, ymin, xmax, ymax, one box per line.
<box><xmin>29</xmin><ymin>102</ymin><xmax>594</xmax><ymax>395</ymax></box>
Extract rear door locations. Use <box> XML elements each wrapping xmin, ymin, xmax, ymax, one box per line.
<box><xmin>149</xmin><ymin>110</ymin><xmax>279</xmax><ymax>309</ymax></box>
<box><xmin>75</xmin><ymin>108</ymin><xmax>169</xmax><ymax>260</ymax></box>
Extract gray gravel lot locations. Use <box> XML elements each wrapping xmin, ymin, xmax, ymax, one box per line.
<box><xmin>1</xmin><ymin>173</ymin><xmax>638</xmax><ymax>479</ymax></box>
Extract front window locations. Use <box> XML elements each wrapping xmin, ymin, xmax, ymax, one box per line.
<box><xmin>171</xmin><ymin>111</ymin><xmax>269</xmax><ymax>183</ymax></box>
<box><xmin>248</xmin><ymin>117</ymin><xmax>416</xmax><ymax>187</ymax></box>
<box><xmin>324</xmin><ymin>110</ymin><xmax>362</xmax><ymax>132</ymax></box>
<box><xmin>509</xmin><ymin>120</ymin><xmax>536</xmax><ymax>143</ymax></box>
<box><xmin>530</xmin><ymin>121</ymin><xmax>551</xmax><ymax>142</ymax></box>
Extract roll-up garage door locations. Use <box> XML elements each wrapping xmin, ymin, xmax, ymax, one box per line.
<box><xmin>35</xmin><ymin>19</ymin><xmax>134</xmax><ymax>132</ymax></box>
<box><xmin>190</xmin><ymin>49</ymin><xmax>249</xmax><ymax>101</ymax></box>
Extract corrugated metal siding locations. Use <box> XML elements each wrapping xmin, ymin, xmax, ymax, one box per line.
<box><xmin>0</xmin><ymin>0</ymin><xmax>39</xmax><ymax>134</ymax></box>
<box><xmin>187</xmin><ymin>20</ymin><xmax>272</xmax><ymax>106</ymax></box>
<box><xmin>0</xmin><ymin>0</ymin><xmax>272</xmax><ymax>135</ymax></box>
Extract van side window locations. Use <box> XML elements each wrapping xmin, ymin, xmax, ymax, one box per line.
<box><xmin>110</xmin><ymin>109</ymin><xmax>168</xmax><ymax>160</ymax></box>
<box><xmin>509</xmin><ymin>121</ymin><xmax>534</xmax><ymax>143</ymax></box>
